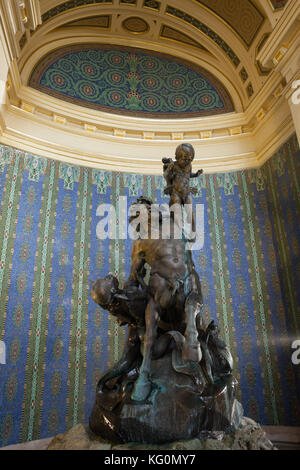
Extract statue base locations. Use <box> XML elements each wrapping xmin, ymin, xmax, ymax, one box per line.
<box><xmin>89</xmin><ymin>346</ymin><xmax>243</xmax><ymax>445</ymax></box>
<box><xmin>47</xmin><ymin>418</ymin><xmax>277</xmax><ymax>450</ymax></box>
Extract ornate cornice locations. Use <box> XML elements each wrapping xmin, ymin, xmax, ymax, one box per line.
<box><xmin>0</xmin><ymin>0</ymin><xmax>297</xmax><ymax>174</ymax></box>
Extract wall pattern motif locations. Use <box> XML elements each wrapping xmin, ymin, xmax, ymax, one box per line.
<box><xmin>196</xmin><ymin>0</ymin><xmax>264</xmax><ymax>47</ymax></box>
<box><xmin>0</xmin><ymin>134</ymin><xmax>299</xmax><ymax>446</ymax></box>
<box><xmin>29</xmin><ymin>45</ymin><xmax>234</xmax><ymax>118</ymax></box>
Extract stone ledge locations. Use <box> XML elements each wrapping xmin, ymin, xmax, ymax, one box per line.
<box><xmin>47</xmin><ymin>417</ymin><xmax>277</xmax><ymax>450</ymax></box>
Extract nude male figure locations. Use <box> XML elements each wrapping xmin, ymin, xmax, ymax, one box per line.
<box><xmin>125</xmin><ymin>202</ymin><xmax>203</xmax><ymax>401</ymax></box>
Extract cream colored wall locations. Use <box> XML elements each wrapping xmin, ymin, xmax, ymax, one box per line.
<box><xmin>289</xmin><ymin>96</ymin><xmax>300</xmax><ymax>144</ymax></box>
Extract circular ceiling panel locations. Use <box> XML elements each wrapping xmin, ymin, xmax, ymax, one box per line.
<box><xmin>29</xmin><ymin>44</ymin><xmax>234</xmax><ymax>118</ymax></box>
<box><xmin>122</xmin><ymin>17</ymin><xmax>150</xmax><ymax>34</ymax></box>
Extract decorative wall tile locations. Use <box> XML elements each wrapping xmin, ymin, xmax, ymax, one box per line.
<box><xmin>0</xmin><ymin>134</ymin><xmax>299</xmax><ymax>446</ymax></box>
<box><xmin>29</xmin><ymin>44</ymin><xmax>234</xmax><ymax>118</ymax></box>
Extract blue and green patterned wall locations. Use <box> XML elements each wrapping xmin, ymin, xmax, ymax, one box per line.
<box><xmin>0</xmin><ymin>134</ymin><xmax>299</xmax><ymax>446</ymax></box>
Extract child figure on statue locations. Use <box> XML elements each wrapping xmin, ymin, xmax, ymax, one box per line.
<box><xmin>162</xmin><ymin>143</ymin><xmax>203</xmax><ymax>235</ymax></box>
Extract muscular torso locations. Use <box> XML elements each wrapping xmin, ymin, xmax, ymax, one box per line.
<box><xmin>132</xmin><ymin>238</ymin><xmax>187</xmax><ymax>282</ymax></box>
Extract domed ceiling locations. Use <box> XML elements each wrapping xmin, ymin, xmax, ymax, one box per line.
<box><xmin>19</xmin><ymin>0</ymin><xmax>283</xmax><ymax>120</ymax></box>
<box><xmin>0</xmin><ymin>0</ymin><xmax>295</xmax><ymax>172</ymax></box>
<box><xmin>29</xmin><ymin>44</ymin><xmax>234</xmax><ymax>118</ymax></box>
<box><xmin>39</xmin><ymin>0</ymin><xmax>267</xmax><ymax>48</ymax></box>
<box><xmin>15</xmin><ymin>0</ymin><xmax>290</xmax><ymax>122</ymax></box>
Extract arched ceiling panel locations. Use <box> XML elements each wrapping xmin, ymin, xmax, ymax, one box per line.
<box><xmin>36</xmin><ymin>0</ymin><xmax>265</xmax><ymax>94</ymax></box>
<box><xmin>21</xmin><ymin>0</ymin><xmax>277</xmax><ymax>111</ymax></box>
<box><xmin>58</xmin><ymin>14</ymin><xmax>210</xmax><ymax>54</ymax></box>
<box><xmin>38</xmin><ymin>1</ymin><xmax>242</xmax><ymax>68</ymax></box>
<box><xmin>60</xmin><ymin>14</ymin><xmax>111</xmax><ymax>28</ymax></box>
<box><xmin>165</xmin><ymin>5</ymin><xmax>241</xmax><ymax>67</ymax></box>
<box><xmin>39</xmin><ymin>0</ymin><xmax>267</xmax><ymax>49</ymax></box>
<box><xmin>28</xmin><ymin>44</ymin><xmax>234</xmax><ymax>118</ymax></box>
<box><xmin>195</xmin><ymin>0</ymin><xmax>264</xmax><ymax>47</ymax></box>
<box><xmin>159</xmin><ymin>25</ymin><xmax>209</xmax><ymax>52</ymax></box>
<box><xmin>41</xmin><ymin>0</ymin><xmax>113</xmax><ymax>23</ymax></box>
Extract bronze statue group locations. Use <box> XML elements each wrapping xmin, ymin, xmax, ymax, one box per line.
<box><xmin>89</xmin><ymin>144</ymin><xmax>243</xmax><ymax>444</ymax></box>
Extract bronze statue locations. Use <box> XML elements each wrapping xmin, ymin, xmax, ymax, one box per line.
<box><xmin>89</xmin><ymin>144</ymin><xmax>243</xmax><ymax>444</ymax></box>
<box><xmin>162</xmin><ymin>143</ymin><xmax>203</xmax><ymax>201</ymax></box>
<box><xmin>91</xmin><ymin>272</ymin><xmax>147</xmax><ymax>328</ymax></box>
<box><xmin>125</xmin><ymin>197</ymin><xmax>203</xmax><ymax>401</ymax></box>
<box><xmin>162</xmin><ymin>143</ymin><xmax>203</xmax><ymax>234</ymax></box>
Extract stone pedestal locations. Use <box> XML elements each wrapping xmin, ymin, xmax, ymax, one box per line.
<box><xmin>47</xmin><ymin>418</ymin><xmax>277</xmax><ymax>450</ymax></box>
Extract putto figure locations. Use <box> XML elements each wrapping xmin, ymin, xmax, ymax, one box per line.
<box><xmin>162</xmin><ymin>143</ymin><xmax>203</xmax><ymax>203</ymax></box>
<box><xmin>162</xmin><ymin>143</ymin><xmax>203</xmax><ymax>234</ymax></box>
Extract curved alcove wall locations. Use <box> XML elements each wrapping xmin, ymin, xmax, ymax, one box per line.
<box><xmin>1</xmin><ymin>0</ymin><xmax>300</xmax><ymax>448</ymax></box>
<box><xmin>0</xmin><ymin>133</ymin><xmax>299</xmax><ymax>446</ymax></box>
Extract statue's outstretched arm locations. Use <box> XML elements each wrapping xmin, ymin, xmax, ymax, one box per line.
<box><xmin>190</xmin><ymin>169</ymin><xmax>203</xmax><ymax>178</ymax></box>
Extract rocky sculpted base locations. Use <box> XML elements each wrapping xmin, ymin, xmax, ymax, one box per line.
<box><xmin>47</xmin><ymin>418</ymin><xmax>276</xmax><ymax>451</ymax></box>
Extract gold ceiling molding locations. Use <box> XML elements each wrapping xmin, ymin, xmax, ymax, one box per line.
<box><xmin>268</xmin><ymin>0</ymin><xmax>289</xmax><ymax>11</ymax></box>
<box><xmin>59</xmin><ymin>15</ymin><xmax>111</xmax><ymax>29</ymax></box>
<box><xmin>0</xmin><ymin>0</ymin><xmax>296</xmax><ymax>175</ymax></box>
<box><xmin>0</xmin><ymin>93</ymin><xmax>294</xmax><ymax>174</ymax></box>
<box><xmin>1</xmin><ymin>38</ymin><xmax>296</xmax><ymax>175</ymax></box>
<box><xmin>165</xmin><ymin>6</ymin><xmax>241</xmax><ymax>67</ymax></box>
<box><xmin>194</xmin><ymin>0</ymin><xmax>265</xmax><ymax>48</ymax></box>
<box><xmin>119</xmin><ymin>0</ymin><xmax>137</xmax><ymax>5</ymax></box>
<box><xmin>34</xmin><ymin>1</ymin><xmax>263</xmax><ymax>96</ymax></box>
<box><xmin>160</xmin><ymin>25</ymin><xmax>209</xmax><ymax>53</ymax></box>
<box><xmin>41</xmin><ymin>0</ymin><xmax>113</xmax><ymax>23</ymax></box>
<box><xmin>17</xmin><ymin>1</ymin><xmax>271</xmax><ymax>110</ymax></box>
<box><xmin>256</xmin><ymin>61</ymin><xmax>271</xmax><ymax>76</ymax></box>
<box><xmin>121</xmin><ymin>16</ymin><xmax>150</xmax><ymax>34</ymax></box>
<box><xmin>39</xmin><ymin>1</ymin><xmax>242</xmax><ymax>65</ymax></box>
<box><xmin>255</xmin><ymin>34</ymin><xmax>272</xmax><ymax>76</ymax></box>
<box><xmin>256</xmin><ymin>33</ymin><xmax>271</xmax><ymax>54</ymax></box>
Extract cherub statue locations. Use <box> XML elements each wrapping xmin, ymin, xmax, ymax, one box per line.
<box><xmin>162</xmin><ymin>143</ymin><xmax>203</xmax><ymax>204</ymax></box>
<box><xmin>162</xmin><ymin>143</ymin><xmax>203</xmax><ymax>235</ymax></box>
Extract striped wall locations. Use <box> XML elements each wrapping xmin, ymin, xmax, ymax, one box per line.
<box><xmin>0</xmin><ymin>134</ymin><xmax>299</xmax><ymax>446</ymax></box>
